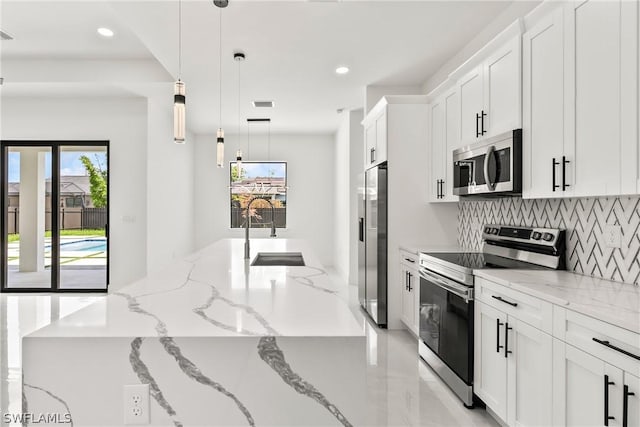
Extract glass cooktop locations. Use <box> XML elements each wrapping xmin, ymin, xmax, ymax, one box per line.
<box><xmin>422</xmin><ymin>252</ymin><xmax>546</xmax><ymax>270</ymax></box>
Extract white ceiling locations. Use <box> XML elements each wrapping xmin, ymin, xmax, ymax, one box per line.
<box><xmin>1</xmin><ymin>0</ymin><xmax>517</xmax><ymax>134</ymax></box>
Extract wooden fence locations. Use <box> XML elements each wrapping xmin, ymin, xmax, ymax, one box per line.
<box><xmin>7</xmin><ymin>207</ymin><xmax>107</xmax><ymax>233</ymax></box>
<box><xmin>231</xmin><ymin>207</ymin><xmax>286</xmax><ymax>228</ymax></box>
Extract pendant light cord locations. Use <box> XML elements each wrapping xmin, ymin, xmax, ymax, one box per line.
<box><xmin>178</xmin><ymin>0</ymin><xmax>182</xmax><ymax>79</ymax></box>
<box><xmin>219</xmin><ymin>8</ymin><xmax>222</xmax><ymax>126</ymax></box>
<box><xmin>237</xmin><ymin>55</ymin><xmax>241</xmax><ymax>140</ymax></box>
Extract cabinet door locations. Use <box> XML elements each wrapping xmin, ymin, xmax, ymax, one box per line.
<box><xmin>624</xmin><ymin>372</ymin><xmax>639</xmax><ymax>427</ymax></box>
<box><xmin>522</xmin><ymin>8</ymin><xmax>566</xmax><ymax>199</ymax></box>
<box><xmin>506</xmin><ymin>318</ymin><xmax>553</xmax><ymax>427</ymax></box>
<box><xmin>553</xmin><ymin>341</ymin><xmax>623</xmax><ymax>427</ymax></box>
<box><xmin>365</xmin><ymin>122</ymin><xmax>376</xmax><ymax>169</ymax></box>
<box><xmin>375</xmin><ymin>111</ymin><xmax>387</xmax><ymax>165</ymax></box>
<box><xmin>565</xmin><ymin>0</ymin><xmax>637</xmax><ymax>196</ymax></box>
<box><xmin>483</xmin><ymin>37</ymin><xmax>521</xmax><ymax>138</ymax></box>
<box><xmin>474</xmin><ymin>301</ymin><xmax>508</xmax><ymax>421</ymax></box>
<box><xmin>400</xmin><ymin>265</ymin><xmax>415</xmax><ymax>332</ymax></box>
<box><xmin>458</xmin><ymin>66</ymin><xmax>484</xmax><ymax>144</ymax></box>
<box><xmin>430</xmin><ymin>99</ymin><xmax>446</xmax><ymax>202</ymax></box>
<box><xmin>442</xmin><ymin>89</ymin><xmax>460</xmax><ymax>202</ymax></box>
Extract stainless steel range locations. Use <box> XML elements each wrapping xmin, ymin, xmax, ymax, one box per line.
<box><xmin>418</xmin><ymin>224</ymin><xmax>566</xmax><ymax>407</ymax></box>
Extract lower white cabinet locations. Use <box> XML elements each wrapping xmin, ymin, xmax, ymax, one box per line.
<box><xmin>474</xmin><ymin>300</ymin><xmax>553</xmax><ymax>425</ymax></box>
<box><xmin>399</xmin><ymin>250</ymin><xmax>419</xmax><ymax>336</ymax></box>
<box><xmin>553</xmin><ymin>341</ymin><xmax>640</xmax><ymax>427</ymax></box>
<box><xmin>476</xmin><ymin>277</ymin><xmax>640</xmax><ymax>427</ymax></box>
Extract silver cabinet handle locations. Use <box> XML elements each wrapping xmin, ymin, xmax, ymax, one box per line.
<box><xmin>483</xmin><ymin>145</ymin><xmax>496</xmax><ymax>191</ymax></box>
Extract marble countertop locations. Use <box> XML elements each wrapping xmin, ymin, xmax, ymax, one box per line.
<box><xmin>474</xmin><ymin>269</ymin><xmax>640</xmax><ymax>334</ymax></box>
<box><xmin>29</xmin><ymin>238</ymin><xmax>364</xmax><ymax>338</ymax></box>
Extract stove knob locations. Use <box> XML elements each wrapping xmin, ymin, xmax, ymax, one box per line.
<box><xmin>484</xmin><ymin>227</ymin><xmax>491</xmax><ymax>234</ymax></box>
<box><xmin>542</xmin><ymin>233</ymin><xmax>554</xmax><ymax>242</ymax></box>
<box><xmin>531</xmin><ymin>232</ymin><xmax>542</xmax><ymax>240</ymax></box>
<box><xmin>492</xmin><ymin>228</ymin><xmax>499</xmax><ymax>235</ymax></box>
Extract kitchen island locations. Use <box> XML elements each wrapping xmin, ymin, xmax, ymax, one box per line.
<box><xmin>22</xmin><ymin>239</ymin><xmax>366</xmax><ymax>426</ymax></box>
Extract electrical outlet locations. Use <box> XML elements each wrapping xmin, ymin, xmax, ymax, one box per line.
<box><xmin>124</xmin><ymin>384</ymin><xmax>149</xmax><ymax>425</ymax></box>
<box><xmin>604</xmin><ymin>225</ymin><xmax>622</xmax><ymax>248</ymax></box>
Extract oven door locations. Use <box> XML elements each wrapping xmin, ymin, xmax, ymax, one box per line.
<box><xmin>452</xmin><ymin>129</ymin><xmax>521</xmax><ymax>195</ymax></box>
<box><xmin>419</xmin><ymin>267</ymin><xmax>473</xmax><ymax>385</ymax></box>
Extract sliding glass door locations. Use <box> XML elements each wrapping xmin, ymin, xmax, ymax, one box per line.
<box><xmin>0</xmin><ymin>141</ymin><xmax>109</xmax><ymax>292</ymax></box>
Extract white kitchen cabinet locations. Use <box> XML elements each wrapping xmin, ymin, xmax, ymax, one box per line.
<box><xmin>524</xmin><ymin>0</ymin><xmax>639</xmax><ymax>198</ymax></box>
<box><xmin>522</xmin><ymin>7</ymin><xmax>565</xmax><ymax>199</ymax></box>
<box><xmin>564</xmin><ymin>0</ymin><xmax>638</xmax><ymax>197</ymax></box>
<box><xmin>475</xmin><ymin>299</ymin><xmax>553</xmax><ymax>426</ymax></box>
<box><xmin>363</xmin><ymin>108</ymin><xmax>387</xmax><ymax>169</ymax></box>
<box><xmin>457</xmin><ymin>35</ymin><xmax>521</xmax><ymax>145</ymax></box>
<box><xmin>474</xmin><ymin>301</ymin><xmax>508</xmax><ymax>420</ymax></box>
<box><xmin>553</xmin><ymin>341</ymin><xmax>639</xmax><ymax>427</ymax></box>
<box><xmin>399</xmin><ymin>250</ymin><xmax>419</xmax><ymax>336</ymax></box>
<box><xmin>430</xmin><ymin>88</ymin><xmax>460</xmax><ymax>203</ymax></box>
<box><xmin>506</xmin><ymin>317</ymin><xmax>553</xmax><ymax>427</ymax></box>
<box><xmin>458</xmin><ymin>66</ymin><xmax>485</xmax><ymax>144</ymax></box>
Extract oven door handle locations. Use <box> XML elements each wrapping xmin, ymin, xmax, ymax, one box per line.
<box><xmin>419</xmin><ymin>267</ymin><xmax>472</xmax><ymax>301</ymax></box>
<box><xmin>483</xmin><ymin>145</ymin><xmax>496</xmax><ymax>191</ymax></box>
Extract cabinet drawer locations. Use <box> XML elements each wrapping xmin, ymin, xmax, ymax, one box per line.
<box><xmin>399</xmin><ymin>250</ymin><xmax>418</xmax><ymax>267</ymax></box>
<box><xmin>475</xmin><ymin>277</ymin><xmax>553</xmax><ymax>334</ymax></box>
<box><xmin>559</xmin><ymin>309</ymin><xmax>640</xmax><ymax>375</ymax></box>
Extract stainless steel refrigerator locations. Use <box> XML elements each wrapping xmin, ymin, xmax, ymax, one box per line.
<box><xmin>358</xmin><ymin>163</ymin><xmax>387</xmax><ymax>327</ymax></box>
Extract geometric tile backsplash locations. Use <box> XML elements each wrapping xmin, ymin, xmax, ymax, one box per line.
<box><xmin>458</xmin><ymin>196</ymin><xmax>640</xmax><ymax>286</ymax></box>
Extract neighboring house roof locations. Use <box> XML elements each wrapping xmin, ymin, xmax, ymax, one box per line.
<box><xmin>8</xmin><ymin>175</ymin><xmax>91</xmax><ymax>196</ymax></box>
<box><xmin>230</xmin><ymin>176</ymin><xmax>286</xmax><ymax>195</ymax></box>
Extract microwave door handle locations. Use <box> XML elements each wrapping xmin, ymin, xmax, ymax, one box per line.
<box><xmin>483</xmin><ymin>145</ymin><xmax>496</xmax><ymax>191</ymax></box>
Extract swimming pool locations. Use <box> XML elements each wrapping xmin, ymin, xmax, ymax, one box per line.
<box><xmin>59</xmin><ymin>239</ymin><xmax>107</xmax><ymax>252</ymax></box>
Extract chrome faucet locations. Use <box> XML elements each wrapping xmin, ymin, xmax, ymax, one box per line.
<box><xmin>244</xmin><ymin>197</ymin><xmax>277</xmax><ymax>259</ymax></box>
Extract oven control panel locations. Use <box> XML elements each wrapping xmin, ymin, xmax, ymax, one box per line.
<box><xmin>482</xmin><ymin>224</ymin><xmax>564</xmax><ymax>246</ymax></box>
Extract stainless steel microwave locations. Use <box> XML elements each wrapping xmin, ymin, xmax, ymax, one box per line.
<box><xmin>452</xmin><ymin>129</ymin><xmax>522</xmax><ymax>196</ymax></box>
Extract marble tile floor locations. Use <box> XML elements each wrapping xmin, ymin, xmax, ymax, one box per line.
<box><xmin>1</xmin><ymin>284</ymin><xmax>498</xmax><ymax>427</ymax></box>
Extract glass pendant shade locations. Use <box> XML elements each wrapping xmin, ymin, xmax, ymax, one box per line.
<box><xmin>235</xmin><ymin>149</ymin><xmax>243</xmax><ymax>178</ymax></box>
<box><xmin>173</xmin><ymin>80</ymin><xmax>186</xmax><ymax>143</ymax></box>
<box><xmin>216</xmin><ymin>128</ymin><xmax>225</xmax><ymax>167</ymax></box>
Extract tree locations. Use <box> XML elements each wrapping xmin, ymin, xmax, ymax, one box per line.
<box><xmin>79</xmin><ymin>155</ymin><xmax>107</xmax><ymax>208</ymax></box>
<box><xmin>231</xmin><ymin>164</ymin><xmax>246</xmax><ymax>183</ymax></box>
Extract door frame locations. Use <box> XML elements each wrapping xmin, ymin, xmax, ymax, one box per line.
<box><xmin>0</xmin><ymin>140</ymin><xmax>109</xmax><ymax>293</ymax></box>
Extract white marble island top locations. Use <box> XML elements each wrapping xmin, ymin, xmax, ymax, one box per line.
<box><xmin>29</xmin><ymin>238</ymin><xmax>364</xmax><ymax>338</ymax></box>
<box><xmin>474</xmin><ymin>269</ymin><xmax>640</xmax><ymax>334</ymax></box>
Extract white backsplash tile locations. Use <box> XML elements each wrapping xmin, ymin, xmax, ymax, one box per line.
<box><xmin>458</xmin><ymin>196</ymin><xmax>640</xmax><ymax>285</ymax></box>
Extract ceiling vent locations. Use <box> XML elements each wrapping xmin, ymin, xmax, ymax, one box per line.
<box><xmin>252</xmin><ymin>101</ymin><xmax>274</xmax><ymax>108</ymax></box>
<box><xmin>0</xmin><ymin>30</ymin><xmax>14</xmax><ymax>41</ymax></box>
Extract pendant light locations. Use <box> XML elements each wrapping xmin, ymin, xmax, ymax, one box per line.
<box><xmin>216</xmin><ymin>6</ymin><xmax>225</xmax><ymax>167</ymax></box>
<box><xmin>174</xmin><ymin>0</ymin><xmax>186</xmax><ymax>144</ymax></box>
<box><xmin>234</xmin><ymin>52</ymin><xmax>245</xmax><ymax>177</ymax></box>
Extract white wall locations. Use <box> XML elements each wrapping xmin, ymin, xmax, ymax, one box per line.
<box><xmin>0</xmin><ymin>97</ymin><xmax>148</xmax><ymax>290</ymax></box>
<box><xmin>365</xmin><ymin>86</ymin><xmax>422</xmax><ymax>114</ymax></box>
<box><xmin>193</xmin><ymin>132</ymin><xmax>335</xmax><ymax>266</ymax></box>
<box><xmin>146</xmin><ymin>96</ymin><xmax>195</xmax><ymax>273</ymax></box>
<box><xmin>423</xmin><ymin>0</ymin><xmax>540</xmax><ymax>93</ymax></box>
<box><xmin>333</xmin><ymin>109</ymin><xmax>364</xmax><ymax>285</ymax></box>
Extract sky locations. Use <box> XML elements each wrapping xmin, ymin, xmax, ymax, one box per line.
<box><xmin>231</xmin><ymin>162</ymin><xmax>286</xmax><ymax>179</ymax></box>
<box><xmin>8</xmin><ymin>152</ymin><xmax>107</xmax><ymax>182</ymax></box>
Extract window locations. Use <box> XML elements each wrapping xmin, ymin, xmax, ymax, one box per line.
<box><xmin>230</xmin><ymin>161</ymin><xmax>286</xmax><ymax>228</ymax></box>
<box><xmin>65</xmin><ymin>196</ymin><xmax>83</xmax><ymax>208</ymax></box>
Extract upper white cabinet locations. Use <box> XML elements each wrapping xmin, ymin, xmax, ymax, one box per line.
<box><xmin>457</xmin><ymin>34</ymin><xmax>522</xmax><ymax>145</ymax></box>
<box><xmin>430</xmin><ymin>87</ymin><xmax>460</xmax><ymax>202</ymax></box>
<box><xmin>523</xmin><ymin>0</ymin><xmax>639</xmax><ymax>198</ymax></box>
<box><xmin>363</xmin><ymin>107</ymin><xmax>387</xmax><ymax>169</ymax></box>
<box><xmin>522</xmin><ymin>7</ymin><xmax>565</xmax><ymax>199</ymax></box>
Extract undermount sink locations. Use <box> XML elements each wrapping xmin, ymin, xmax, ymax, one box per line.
<box><xmin>250</xmin><ymin>252</ymin><xmax>306</xmax><ymax>266</ymax></box>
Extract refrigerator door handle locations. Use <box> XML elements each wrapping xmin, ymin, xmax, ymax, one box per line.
<box><xmin>358</xmin><ymin>218</ymin><xmax>364</xmax><ymax>242</ymax></box>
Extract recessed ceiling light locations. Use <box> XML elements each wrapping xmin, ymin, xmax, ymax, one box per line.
<box><xmin>252</xmin><ymin>101</ymin><xmax>274</xmax><ymax>108</ymax></box>
<box><xmin>335</xmin><ymin>66</ymin><xmax>350</xmax><ymax>75</ymax></box>
<box><xmin>97</xmin><ymin>27</ymin><xmax>114</xmax><ymax>38</ymax></box>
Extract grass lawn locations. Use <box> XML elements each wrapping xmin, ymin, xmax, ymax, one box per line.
<box><xmin>9</xmin><ymin>229</ymin><xmax>106</xmax><ymax>243</ymax></box>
